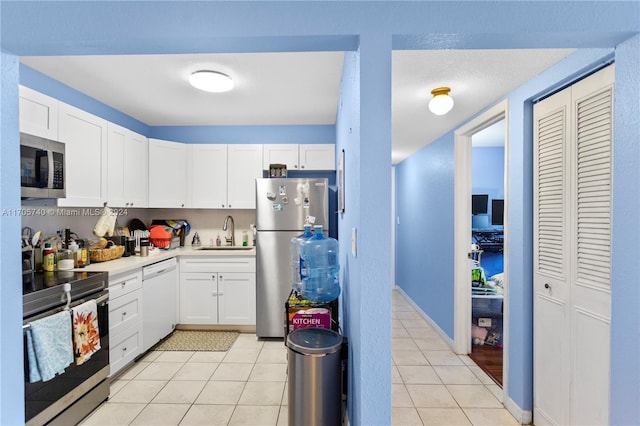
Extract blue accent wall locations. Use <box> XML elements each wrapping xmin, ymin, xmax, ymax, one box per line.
<box><xmin>396</xmin><ymin>135</ymin><xmax>456</xmax><ymax>337</ymax></box>
<box><xmin>2</xmin><ymin>2</ymin><xmax>640</xmax><ymax>424</ymax></box>
<box><xmin>0</xmin><ymin>51</ymin><xmax>24</xmax><ymax>426</ymax></box>
<box><xmin>472</xmin><ymin>146</ymin><xmax>505</xmax><ymax>220</ymax></box>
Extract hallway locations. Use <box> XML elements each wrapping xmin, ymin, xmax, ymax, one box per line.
<box><xmin>392</xmin><ymin>290</ymin><xmax>518</xmax><ymax>425</ymax></box>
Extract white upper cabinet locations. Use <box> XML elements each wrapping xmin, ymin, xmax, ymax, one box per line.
<box><xmin>107</xmin><ymin>123</ymin><xmax>148</xmax><ymax>208</ymax></box>
<box><xmin>148</xmin><ymin>138</ymin><xmax>187</xmax><ymax>208</ymax></box>
<box><xmin>227</xmin><ymin>144</ymin><xmax>263</xmax><ymax>209</ymax></box>
<box><xmin>58</xmin><ymin>102</ymin><xmax>108</xmax><ymax>207</ymax></box>
<box><xmin>299</xmin><ymin>144</ymin><xmax>335</xmax><ymax>170</ymax></box>
<box><xmin>263</xmin><ymin>144</ymin><xmax>335</xmax><ymax>171</ymax></box>
<box><xmin>188</xmin><ymin>144</ymin><xmax>228</xmax><ymax>208</ymax></box>
<box><xmin>19</xmin><ymin>85</ymin><xmax>59</xmax><ymax>140</ymax></box>
<box><xmin>262</xmin><ymin>144</ymin><xmax>299</xmax><ymax>170</ymax></box>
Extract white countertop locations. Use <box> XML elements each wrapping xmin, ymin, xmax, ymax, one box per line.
<box><xmin>75</xmin><ymin>245</ymin><xmax>255</xmax><ymax>276</ymax></box>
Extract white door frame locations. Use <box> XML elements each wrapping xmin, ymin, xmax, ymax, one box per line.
<box><xmin>453</xmin><ymin>99</ymin><xmax>509</xmax><ymax>394</ymax></box>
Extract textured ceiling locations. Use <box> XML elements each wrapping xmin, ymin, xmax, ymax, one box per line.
<box><xmin>22</xmin><ymin>48</ymin><xmax>574</xmax><ymax>163</ymax></box>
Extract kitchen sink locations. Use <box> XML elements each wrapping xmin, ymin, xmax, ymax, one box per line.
<box><xmin>196</xmin><ymin>246</ymin><xmax>254</xmax><ymax>251</ymax></box>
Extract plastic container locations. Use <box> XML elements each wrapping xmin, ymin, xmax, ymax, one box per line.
<box><xmin>290</xmin><ymin>225</ymin><xmax>313</xmax><ymax>292</ymax></box>
<box><xmin>300</xmin><ymin>225</ymin><xmax>340</xmax><ymax>302</ymax></box>
<box><xmin>242</xmin><ymin>230</ymin><xmax>249</xmax><ymax>247</ymax></box>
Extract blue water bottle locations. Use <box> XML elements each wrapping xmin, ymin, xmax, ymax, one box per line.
<box><xmin>300</xmin><ymin>225</ymin><xmax>340</xmax><ymax>302</ymax></box>
<box><xmin>290</xmin><ymin>224</ymin><xmax>313</xmax><ymax>292</ymax></box>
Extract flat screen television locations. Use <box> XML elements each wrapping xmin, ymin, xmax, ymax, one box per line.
<box><xmin>472</xmin><ymin>194</ymin><xmax>488</xmax><ymax>215</ymax></box>
<box><xmin>491</xmin><ymin>199</ymin><xmax>504</xmax><ymax>226</ymax></box>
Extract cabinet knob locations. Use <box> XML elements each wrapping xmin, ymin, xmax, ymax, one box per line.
<box><xmin>219</xmin><ymin>275</ymin><xmax>223</xmax><ymax>280</ymax></box>
<box><xmin>181</xmin><ymin>203</ymin><xmax>184</xmax><ymax>207</ymax></box>
<box><xmin>544</xmin><ymin>283</ymin><xmax>551</xmax><ymax>290</ymax></box>
<box><xmin>301</xmin><ymin>165</ymin><xmax>305</xmax><ymax>169</ymax></box>
<box><xmin>222</xmin><ymin>204</ymin><xmax>225</xmax><ymax>208</ymax></box>
<box><xmin>295</xmin><ymin>165</ymin><xmax>298</xmax><ymax>169</ymax></box>
<box><xmin>228</xmin><ymin>205</ymin><xmax>231</xmax><ymax>208</ymax></box>
<box><xmin>130</xmin><ymin>202</ymin><xmax>134</xmax><ymax>207</ymax></box>
<box><xmin>122</xmin><ymin>347</ymin><xmax>127</xmax><ymax>352</ymax></box>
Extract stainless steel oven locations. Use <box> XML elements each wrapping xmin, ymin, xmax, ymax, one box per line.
<box><xmin>20</xmin><ymin>132</ymin><xmax>66</xmax><ymax>199</ymax></box>
<box><xmin>23</xmin><ymin>271</ymin><xmax>109</xmax><ymax>425</ymax></box>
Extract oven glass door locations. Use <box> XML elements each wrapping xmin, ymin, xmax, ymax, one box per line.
<box><xmin>24</xmin><ymin>296</ymin><xmax>109</xmax><ymax>423</ymax></box>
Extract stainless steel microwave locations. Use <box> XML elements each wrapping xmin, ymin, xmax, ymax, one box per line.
<box><xmin>20</xmin><ymin>133</ymin><xmax>66</xmax><ymax>199</ymax></box>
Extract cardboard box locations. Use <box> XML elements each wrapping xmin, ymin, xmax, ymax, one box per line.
<box><xmin>284</xmin><ymin>290</ymin><xmax>339</xmax><ymax>338</ymax></box>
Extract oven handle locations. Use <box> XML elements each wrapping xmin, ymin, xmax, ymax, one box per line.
<box><xmin>23</xmin><ymin>290</ymin><xmax>109</xmax><ymax>331</ymax></box>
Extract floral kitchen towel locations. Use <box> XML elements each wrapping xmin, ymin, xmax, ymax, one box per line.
<box><xmin>72</xmin><ymin>300</ymin><xmax>101</xmax><ymax>365</ymax></box>
<box><xmin>26</xmin><ymin>310</ymin><xmax>74</xmax><ymax>382</ymax></box>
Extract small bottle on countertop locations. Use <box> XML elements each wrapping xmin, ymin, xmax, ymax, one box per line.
<box><xmin>68</xmin><ymin>241</ymin><xmax>79</xmax><ymax>268</ymax></box>
<box><xmin>242</xmin><ymin>230</ymin><xmax>249</xmax><ymax>246</ymax></box>
<box><xmin>43</xmin><ymin>243</ymin><xmax>55</xmax><ymax>272</ymax></box>
<box><xmin>216</xmin><ymin>235</ymin><xmax>221</xmax><ymax>246</ymax></box>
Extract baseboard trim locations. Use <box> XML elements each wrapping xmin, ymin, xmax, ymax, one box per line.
<box><xmin>396</xmin><ymin>287</ymin><xmax>532</xmax><ymax>425</ymax></box>
<box><xmin>394</xmin><ymin>287</ymin><xmax>456</xmax><ymax>350</ymax></box>
<box><xmin>504</xmin><ymin>395</ymin><xmax>533</xmax><ymax>425</ymax></box>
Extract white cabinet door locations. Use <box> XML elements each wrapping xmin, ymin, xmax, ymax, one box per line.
<box><xmin>299</xmin><ymin>144</ymin><xmax>335</xmax><ymax>170</ymax></box>
<box><xmin>179</xmin><ymin>272</ymin><xmax>219</xmax><ymax>324</ymax></box>
<box><xmin>58</xmin><ymin>102</ymin><xmax>108</xmax><ymax>207</ymax></box>
<box><xmin>189</xmin><ymin>144</ymin><xmax>228</xmax><ymax>208</ymax></box>
<box><xmin>263</xmin><ymin>144</ymin><xmax>299</xmax><ymax>170</ymax></box>
<box><xmin>227</xmin><ymin>144</ymin><xmax>263</xmax><ymax>209</ymax></box>
<box><xmin>218</xmin><ymin>272</ymin><xmax>256</xmax><ymax>325</ymax></box>
<box><xmin>19</xmin><ymin>86</ymin><xmax>58</xmax><ymax>140</ymax></box>
<box><xmin>124</xmin><ymin>130</ymin><xmax>148</xmax><ymax>208</ymax></box>
<box><xmin>148</xmin><ymin>138</ymin><xmax>187</xmax><ymax>208</ymax></box>
<box><xmin>106</xmin><ymin>123</ymin><xmax>127</xmax><ymax>207</ymax></box>
<box><xmin>108</xmin><ymin>124</ymin><xmax>148</xmax><ymax>208</ymax></box>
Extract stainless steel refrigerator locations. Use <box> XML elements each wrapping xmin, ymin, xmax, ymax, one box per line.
<box><xmin>255</xmin><ymin>178</ymin><xmax>329</xmax><ymax>338</ymax></box>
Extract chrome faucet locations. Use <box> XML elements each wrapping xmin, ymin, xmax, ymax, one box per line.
<box><xmin>222</xmin><ymin>215</ymin><xmax>235</xmax><ymax>246</ymax></box>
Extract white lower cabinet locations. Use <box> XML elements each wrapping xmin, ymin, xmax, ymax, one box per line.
<box><xmin>108</xmin><ymin>269</ymin><xmax>143</xmax><ymax>376</ymax></box>
<box><xmin>179</xmin><ymin>257</ymin><xmax>256</xmax><ymax>325</ymax></box>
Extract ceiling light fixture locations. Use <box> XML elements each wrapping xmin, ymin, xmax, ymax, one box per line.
<box><xmin>189</xmin><ymin>70</ymin><xmax>234</xmax><ymax>93</ymax></box>
<box><xmin>428</xmin><ymin>87</ymin><xmax>454</xmax><ymax>116</ymax></box>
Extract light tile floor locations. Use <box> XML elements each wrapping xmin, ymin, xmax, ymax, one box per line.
<box><xmin>82</xmin><ymin>290</ymin><xmax>519</xmax><ymax>425</ymax></box>
<box><xmin>391</xmin><ymin>290</ymin><xmax>519</xmax><ymax>426</ymax></box>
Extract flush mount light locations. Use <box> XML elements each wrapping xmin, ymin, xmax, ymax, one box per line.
<box><xmin>189</xmin><ymin>70</ymin><xmax>234</xmax><ymax>93</ymax></box>
<box><xmin>428</xmin><ymin>87</ymin><xmax>454</xmax><ymax>116</ymax></box>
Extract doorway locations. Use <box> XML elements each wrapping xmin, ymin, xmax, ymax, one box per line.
<box><xmin>453</xmin><ymin>99</ymin><xmax>509</xmax><ymax>397</ymax></box>
<box><xmin>468</xmin><ymin>120</ymin><xmax>505</xmax><ymax>386</ymax></box>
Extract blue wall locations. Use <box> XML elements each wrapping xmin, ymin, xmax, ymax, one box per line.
<box><xmin>395</xmin><ymin>135</ymin><xmax>456</xmax><ymax>337</ymax></box>
<box><xmin>1</xmin><ymin>2</ymin><xmax>640</xmax><ymax>424</ymax></box>
<box><xmin>472</xmin><ymin>146</ymin><xmax>505</xmax><ymax>222</ymax></box>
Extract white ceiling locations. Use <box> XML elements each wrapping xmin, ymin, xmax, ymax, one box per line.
<box><xmin>21</xmin><ymin>48</ymin><xmax>574</xmax><ymax>163</ymax></box>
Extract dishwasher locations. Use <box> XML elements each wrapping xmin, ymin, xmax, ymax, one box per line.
<box><xmin>142</xmin><ymin>258</ymin><xmax>178</xmax><ymax>352</ymax></box>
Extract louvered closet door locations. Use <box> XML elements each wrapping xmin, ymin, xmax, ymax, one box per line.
<box><xmin>533</xmin><ymin>65</ymin><xmax>614</xmax><ymax>426</ymax></box>
<box><xmin>533</xmin><ymin>84</ymin><xmax>572</xmax><ymax>426</ymax></box>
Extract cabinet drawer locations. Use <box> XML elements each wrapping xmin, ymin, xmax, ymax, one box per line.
<box><xmin>180</xmin><ymin>256</ymin><xmax>256</xmax><ymax>273</ymax></box>
<box><xmin>110</xmin><ymin>323</ymin><xmax>142</xmax><ymax>377</ymax></box>
<box><xmin>109</xmin><ymin>288</ymin><xmax>142</xmax><ymax>336</ymax></box>
<box><xmin>109</xmin><ymin>270</ymin><xmax>142</xmax><ymax>299</ymax></box>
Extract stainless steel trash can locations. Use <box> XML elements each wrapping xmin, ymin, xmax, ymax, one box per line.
<box><xmin>287</xmin><ymin>328</ymin><xmax>343</xmax><ymax>426</ymax></box>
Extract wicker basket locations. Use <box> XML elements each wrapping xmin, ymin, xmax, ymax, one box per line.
<box><xmin>90</xmin><ymin>245</ymin><xmax>125</xmax><ymax>263</ymax></box>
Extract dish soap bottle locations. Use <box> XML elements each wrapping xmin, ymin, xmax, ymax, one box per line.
<box><xmin>242</xmin><ymin>230</ymin><xmax>249</xmax><ymax>246</ymax></box>
<box><xmin>216</xmin><ymin>235</ymin><xmax>221</xmax><ymax>246</ymax></box>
